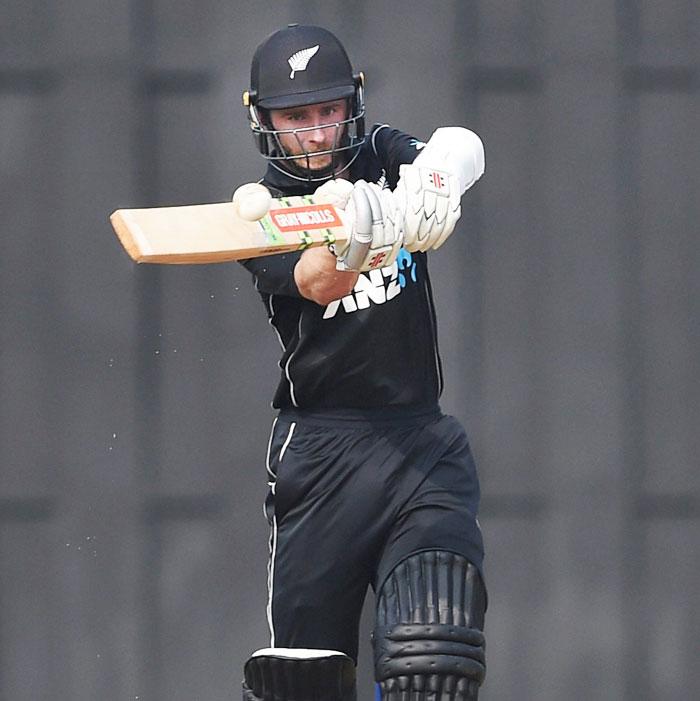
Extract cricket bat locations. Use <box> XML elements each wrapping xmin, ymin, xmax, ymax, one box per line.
<box><xmin>110</xmin><ymin>195</ymin><xmax>347</xmax><ymax>264</ymax></box>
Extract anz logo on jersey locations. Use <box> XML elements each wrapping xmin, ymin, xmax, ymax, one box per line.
<box><xmin>322</xmin><ymin>248</ymin><xmax>418</xmax><ymax>320</ymax></box>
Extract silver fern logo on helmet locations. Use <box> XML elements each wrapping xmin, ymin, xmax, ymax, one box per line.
<box><xmin>288</xmin><ymin>45</ymin><xmax>320</xmax><ymax>79</ymax></box>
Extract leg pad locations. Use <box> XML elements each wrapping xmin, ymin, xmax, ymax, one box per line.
<box><xmin>375</xmin><ymin>622</ymin><xmax>485</xmax><ymax>679</ymax></box>
<box><xmin>373</xmin><ymin>551</ymin><xmax>487</xmax><ymax>700</ymax></box>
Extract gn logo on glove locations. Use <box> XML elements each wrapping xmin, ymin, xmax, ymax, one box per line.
<box><xmin>368</xmin><ymin>251</ymin><xmax>388</xmax><ymax>269</ymax></box>
<box><xmin>426</xmin><ymin>170</ymin><xmax>448</xmax><ymax>192</ymax></box>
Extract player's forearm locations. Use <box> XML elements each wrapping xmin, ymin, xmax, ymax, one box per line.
<box><xmin>294</xmin><ymin>247</ymin><xmax>358</xmax><ymax>306</ymax></box>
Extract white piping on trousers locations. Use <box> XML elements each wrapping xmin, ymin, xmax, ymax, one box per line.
<box><xmin>265</xmin><ymin>420</ymin><xmax>295</xmax><ymax>646</ymax></box>
<box><xmin>279</xmin><ymin>422</ymin><xmax>296</xmax><ymax>461</ymax></box>
<box><xmin>265</xmin><ymin>416</ymin><xmax>278</xmax><ymax>480</ymax></box>
<box><xmin>266</xmin><ymin>515</ymin><xmax>278</xmax><ymax>646</ymax></box>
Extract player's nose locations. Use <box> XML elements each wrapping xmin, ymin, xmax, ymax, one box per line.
<box><xmin>307</xmin><ymin>119</ymin><xmax>337</xmax><ymax>144</ymax></box>
<box><xmin>306</xmin><ymin>124</ymin><xmax>331</xmax><ymax>144</ymax></box>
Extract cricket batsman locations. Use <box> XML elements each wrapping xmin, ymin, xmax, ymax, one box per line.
<box><xmin>235</xmin><ymin>24</ymin><xmax>487</xmax><ymax>701</ymax></box>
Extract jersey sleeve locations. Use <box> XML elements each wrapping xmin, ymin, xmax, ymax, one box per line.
<box><xmin>368</xmin><ymin>124</ymin><xmax>425</xmax><ymax>188</ymax></box>
<box><xmin>239</xmin><ymin>251</ymin><xmax>303</xmax><ymax>297</ymax></box>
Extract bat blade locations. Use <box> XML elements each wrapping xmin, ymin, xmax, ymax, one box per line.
<box><xmin>110</xmin><ymin>196</ymin><xmax>347</xmax><ymax>264</ymax></box>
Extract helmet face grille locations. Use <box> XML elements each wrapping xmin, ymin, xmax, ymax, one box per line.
<box><xmin>248</xmin><ymin>100</ymin><xmax>366</xmax><ymax>183</ymax></box>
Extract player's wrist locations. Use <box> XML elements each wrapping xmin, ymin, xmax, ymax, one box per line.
<box><xmin>295</xmin><ymin>246</ymin><xmax>358</xmax><ymax>305</ymax></box>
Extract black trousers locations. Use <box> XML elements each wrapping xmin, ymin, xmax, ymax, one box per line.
<box><xmin>263</xmin><ymin>404</ymin><xmax>485</xmax><ymax>662</ymax></box>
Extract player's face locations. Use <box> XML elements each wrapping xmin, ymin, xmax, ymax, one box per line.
<box><xmin>269</xmin><ymin>100</ymin><xmax>349</xmax><ymax>171</ymax></box>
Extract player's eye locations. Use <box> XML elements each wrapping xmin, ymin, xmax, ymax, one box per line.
<box><xmin>320</xmin><ymin>104</ymin><xmax>340</xmax><ymax>117</ymax></box>
<box><xmin>281</xmin><ymin>109</ymin><xmax>308</xmax><ymax>123</ymax></box>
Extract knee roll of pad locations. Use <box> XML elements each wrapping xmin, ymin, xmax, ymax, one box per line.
<box><xmin>373</xmin><ymin>623</ymin><xmax>485</xmax><ymax>697</ymax></box>
<box><xmin>242</xmin><ymin>648</ymin><xmax>356</xmax><ymax>701</ymax></box>
<box><xmin>373</xmin><ymin>551</ymin><xmax>487</xmax><ymax>700</ymax></box>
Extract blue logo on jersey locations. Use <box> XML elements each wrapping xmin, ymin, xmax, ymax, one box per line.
<box><xmin>409</xmin><ymin>138</ymin><xmax>426</xmax><ymax>151</ymax></box>
<box><xmin>397</xmin><ymin>248</ymin><xmax>417</xmax><ymax>288</ymax></box>
<box><xmin>322</xmin><ymin>248</ymin><xmax>419</xmax><ymax>319</ymax></box>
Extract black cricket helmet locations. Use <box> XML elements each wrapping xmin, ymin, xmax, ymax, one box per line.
<box><xmin>243</xmin><ymin>24</ymin><xmax>365</xmax><ymax>181</ymax></box>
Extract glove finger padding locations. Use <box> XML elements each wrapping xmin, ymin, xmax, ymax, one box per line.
<box><xmin>341</xmin><ymin>185</ymin><xmax>373</xmax><ymax>270</ymax></box>
<box><xmin>313</xmin><ymin>178</ymin><xmax>354</xmax><ymax>210</ymax></box>
<box><xmin>397</xmin><ymin>164</ymin><xmax>461</xmax><ymax>253</ymax></box>
<box><xmin>397</xmin><ymin>127</ymin><xmax>484</xmax><ymax>253</ymax></box>
<box><xmin>334</xmin><ymin>180</ymin><xmax>403</xmax><ymax>272</ymax></box>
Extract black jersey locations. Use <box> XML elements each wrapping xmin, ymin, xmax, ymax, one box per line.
<box><xmin>241</xmin><ymin>124</ymin><xmax>444</xmax><ymax>410</ymax></box>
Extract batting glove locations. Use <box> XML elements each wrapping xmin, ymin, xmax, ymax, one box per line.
<box><xmin>396</xmin><ymin>127</ymin><xmax>485</xmax><ymax>252</ymax></box>
<box><xmin>316</xmin><ymin>179</ymin><xmax>403</xmax><ymax>272</ymax></box>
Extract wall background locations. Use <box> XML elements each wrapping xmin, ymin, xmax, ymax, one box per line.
<box><xmin>1</xmin><ymin>1</ymin><xmax>698</xmax><ymax>699</ymax></box>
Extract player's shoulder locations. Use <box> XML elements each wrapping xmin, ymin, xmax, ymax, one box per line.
<box><xmin>359</xmin><ymin>123</ymin><xmax>425</xmax><ymax>188</ymax></box>
<box><xmin>365</xmin><ymin>123</ymin><xmax>421</xmax><ymax>156</ymax></box>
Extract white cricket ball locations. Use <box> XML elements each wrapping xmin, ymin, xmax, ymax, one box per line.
<box><xmin>232</xmin><ymin>183</ymin><xmax>272</xmax><ymax>221</ymax></box>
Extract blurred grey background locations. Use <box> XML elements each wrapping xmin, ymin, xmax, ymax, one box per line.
<box><xmin>1</xmin><ymin>1</ymin><xmax>698</xmax><ymax>699</ymax></box>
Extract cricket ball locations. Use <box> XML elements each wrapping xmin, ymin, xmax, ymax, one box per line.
<box><xmin>233</xmin><ymin>183</ymin><xmax>272</xmax><ymax>221</ymax></box>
